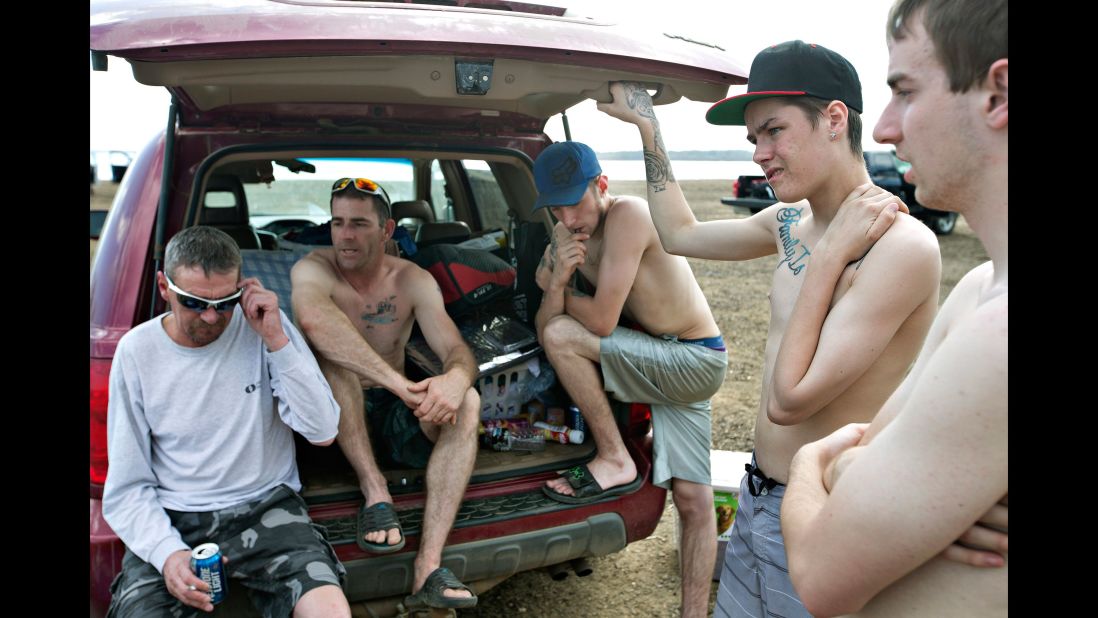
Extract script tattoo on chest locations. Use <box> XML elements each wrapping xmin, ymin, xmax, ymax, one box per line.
<box><xmin>362</xmin><ymin>295</ymin><xmax>398</xmax><ymax>328</ymax></box>
<box><xmin>776</xmin><ymin>207</ymin><xmax>812</xmax><ymax>276</ymax></box>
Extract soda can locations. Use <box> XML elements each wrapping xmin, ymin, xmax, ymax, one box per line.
<box><xmin>190</xmin><ymin>542</ymin><xmax>227</xmax><ymax>604</ymax></box>
<box><xmin>568</xmin><ymin>405</ymin><xmax>586</xmax><ymax>433</ymax></box>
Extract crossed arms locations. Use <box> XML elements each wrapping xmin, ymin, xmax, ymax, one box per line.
<box><xmin>781</xmin><ymin>269</ymin><xmax>1008</xmax><ymax>616</ymax></box>
<box><xmin>767</xmin><ymin>188</ymin><xmax>939</xmax><ymax>423</ymax></box>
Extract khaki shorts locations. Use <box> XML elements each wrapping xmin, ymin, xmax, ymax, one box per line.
<box><xmin>599</xmin><ymin>326</ymin><xmax>728</xmax><ymax>489</ymax></box>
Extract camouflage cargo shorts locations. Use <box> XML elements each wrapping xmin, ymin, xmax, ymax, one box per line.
<box><xmin>107</xmin><ymin>484</ymin><xmax>346</xmax><ymax>618</ymax></box>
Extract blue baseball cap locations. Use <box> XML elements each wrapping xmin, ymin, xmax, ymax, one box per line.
<box><xmin>533</xmin><ymin>141</ymin><xmax>602</xmax><ymax>210</ymax></box>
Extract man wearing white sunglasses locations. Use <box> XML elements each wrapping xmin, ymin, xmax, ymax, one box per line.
<box><xmin>102</xmin><ymin>226</ymin><xmax>351</xmax><ymax>617</ymax></box>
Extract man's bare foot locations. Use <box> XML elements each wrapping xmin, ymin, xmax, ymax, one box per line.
<box><xmin>544</xmin><ymin>457</ymin><xmax>637</xmax><ymax>496</ymax></box>
<box><xmin>362</xmin><ymin>494</ymin><xmax>402</xmax><ymax>547</ymax></box>
<box><xmin>414</xmin><ymin>566</ymin><xmax>473</xmax><ymax>600</ymax></box>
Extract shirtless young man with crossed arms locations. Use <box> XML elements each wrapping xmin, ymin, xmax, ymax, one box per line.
<box><xmin>781</xmin><ymin>1</ymin><xmax>1008</xmax><ymax>615</ymax></box>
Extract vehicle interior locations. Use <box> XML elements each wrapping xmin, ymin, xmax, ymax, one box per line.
<box><xmin>188</xmin><ymin>148</ymin><xmax>604</xmax><ymax>506</ymax></box>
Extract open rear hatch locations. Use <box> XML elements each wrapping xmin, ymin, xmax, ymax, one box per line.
<box><xmin>90</xmin><ymin>0</ymin><xmax>746</xmax><ymax>131</ymax></box>
<box><xmin>92</xmin><ymin>0</ymin><xmax>747</xmax><ymax>544</ymax></box>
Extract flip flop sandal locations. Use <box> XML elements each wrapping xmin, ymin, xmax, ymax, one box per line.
<box><xmin>403</xmin><ymin>566</ymin><xmax>478</xmax><ymax>610</ymax></box>
<box><xmin>356</xmin><ymin>502</ymin><xmax>406</xmax><ymax>554</ymax></box>
<box><xmin>542</xmin><ymin>463</ymin><xmax>644</xmax><ymax>505</ymax></box>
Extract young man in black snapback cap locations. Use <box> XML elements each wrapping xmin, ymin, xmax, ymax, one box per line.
<box><xmin>598</xmin><ymin>40</ymin><xmax>943</xmax><ymax>617</ymax></box>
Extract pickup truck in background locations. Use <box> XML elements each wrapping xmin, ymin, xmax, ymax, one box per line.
<box><xmin>720</xmin><ymin>150</ymin><xmax>959</xmax><ymax>235</ymax></box>
<box><xmin>721</xmin><ymin>175</ymin><xmax>777</xmax><ymax>214</ymax></box>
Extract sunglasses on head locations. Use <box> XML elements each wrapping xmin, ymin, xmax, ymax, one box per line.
<box><xmin>164</xmin><ymin>274</ymin><xmax>243</xmax><ymax>313</ymax></box>
<box><xmin>331</xmin><ymin>177</ymin><xmax>391</xmax><ymax>219</ymax></box>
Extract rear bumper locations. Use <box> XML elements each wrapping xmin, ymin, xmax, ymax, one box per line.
<box><xmin>90</xmin><ymin>499</ymin><xmax>124</xmax><ymax>618</ymax></box>
<box><xmin>88</xmin><ymin>435</ymin><xmax>667</xmax><ymax>614</ymax></box>
<box><xmin>342</xmin><ymin>511</ymin><xmax>631</xmax><ymax>602</ymax></box>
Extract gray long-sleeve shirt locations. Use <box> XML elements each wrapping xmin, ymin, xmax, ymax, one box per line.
<box><xmin>102</xmin><ymin>307</ymin><xmax>340</xmax><ymax>573</ymax></box>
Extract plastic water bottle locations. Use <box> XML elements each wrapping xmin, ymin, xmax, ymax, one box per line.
<box><xmin>533</xmin><ymin>421</ymin><xmax>585</xmax><ymax>444</ymax></box>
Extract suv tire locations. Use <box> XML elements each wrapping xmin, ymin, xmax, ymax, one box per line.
<box><xmin>927</xmin><ymin>212</ymin><xmax>958</xmax><ymax>235</ymax></box>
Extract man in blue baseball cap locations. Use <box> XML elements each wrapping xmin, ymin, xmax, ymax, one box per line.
<box><xmin>532</xmin><ymin>141</ymin><xmax>604</xmax><ymax>210</ymax></box>
<box><xmin>532</xmin><ymin>140</ymin><xmax>728</xmax><ymax>618</ymax></box>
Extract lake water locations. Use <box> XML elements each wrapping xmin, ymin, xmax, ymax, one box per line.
<box><xmin>596</xmin><ymin>159</ymin><xmax>762</xmax><ymax>181</ymax></box>
<box><xmin>93</xmin><ymin>150</ymin><xmax>759</xmax><ymax>184</ymax></box>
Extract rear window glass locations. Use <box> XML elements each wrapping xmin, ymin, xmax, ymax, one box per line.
<box><xmin>244</xmin><ymin>158</ymin><xmax>414</xmax><ymax>229</ymax></box>
<box><xmin>429</xmin><ymin>160</ymin><xmax>454</xmax><ymax>223</ymax></box>
<box><xmin>464</xmin><ymin>160</ymin><xmax>509</xmax><ymax>231</ymax></box>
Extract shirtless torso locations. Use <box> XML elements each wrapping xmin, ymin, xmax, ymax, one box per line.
<box><xmin>568</xmin><ymin>194</ymin><xmax>719</xmax><ymax>340</ymax></box>
<box><xmin>753</xmin><ymin>204</ymin><xmax>939</xmax><ymax>483</ymax></box>
<box><xmin>845</xmin><ymin>262</ymin><xmax>1007</xmax><ymax>617</ymax></box>
<box><xmin>299</xmin><ymin>248</ymin><xmax>422</xmax><ymax>382</ymax></box>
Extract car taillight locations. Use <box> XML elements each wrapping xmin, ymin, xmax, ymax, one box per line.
<box><xmin>732</xmin><ymin>179</ymin><xmax>740</xmax><ymax>196</ymax></box>
<box><xmin>628</xmin><ymin>402</ymin><xmax>651</xmax><ymax>435</ymax></box>
<box><xmin>90</xmin><ymin>358</ymin><xmax>112</xmax><ymax>491</ymax></box>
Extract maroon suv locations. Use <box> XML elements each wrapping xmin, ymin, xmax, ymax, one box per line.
<box><xmin>89</xmin><ymin>1</ymin><xmax>745</xmax><ymax>614</ymax></box>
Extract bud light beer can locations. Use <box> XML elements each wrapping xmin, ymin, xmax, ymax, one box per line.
<box><xmin>190</xmin><ymin>542</ymin><xmax>227</xmax><ymax>604</ymax></box>
<box><xmin>568</xmin><ymin>405</ymin><xmax>586</xmax><ymax>434</ymax></box>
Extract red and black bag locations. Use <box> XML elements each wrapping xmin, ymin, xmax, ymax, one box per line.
<box><xmin>410</xmin><ymin>244</ymin><xmax>516</xmax><ymax>317</ymax></box>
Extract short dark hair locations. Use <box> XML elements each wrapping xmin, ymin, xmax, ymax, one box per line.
<box><xmin>786</xmin><ymin>96</ymin><xmax>863</xmax><ymax>159</ymax></box>
<box><xmin>163</xmin><ymin>226</ymin><xmax>242</xmax><ymax>280</ymax></box>
<box><xmin>887</xmin><ymin>0</ymin><xmax>1007</xmax><ymax>93</ymax></box>
<box><xmin>329</xmin><ymin>186</ymin><xmax>391</xmax><ymax>222</ymax></box>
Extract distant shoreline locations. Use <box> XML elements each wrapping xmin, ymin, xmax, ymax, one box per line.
<box><xmin>596</xmin><ymin>159</ymin><xmax>759</xmax><ymax>181</ymax></box>
<box><xmin>597</xmin><ymin>149</ymin><xmax>753</xmax><ymax>161</ymax></box>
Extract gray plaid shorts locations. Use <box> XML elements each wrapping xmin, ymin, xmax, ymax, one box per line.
<box><xmin>106</xmin><ymin>484</ymin><xmax>346</xmax><ymax>618</ymax></box>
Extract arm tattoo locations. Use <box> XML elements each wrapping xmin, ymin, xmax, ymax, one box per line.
<box><xmin>644</xmin><ymin>147</ymin><xmax>675</xmax><ymax>192</ymax></box>
<box><xmin>624</xmin><ymin>83</ymin><xmax>657</xmax><ymax>123</ymax></box>
<box><xmin>624</xmin><ymin>83</ymin><xmax>675</xmax><ymax>192</ymax></box>
<box><xmin>549</xmin><ymin>233</ymin><xmax>559</xmax><ymax>270</ymax></box>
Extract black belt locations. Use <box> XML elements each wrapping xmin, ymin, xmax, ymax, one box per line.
<box><xmin>745</xmin><ymin>461</ymin><xmax>784</xmax><ymax>497</ymax></box>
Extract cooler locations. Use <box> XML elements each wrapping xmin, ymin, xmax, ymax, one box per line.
<box><xmin>710</xmin><ymin>449</ymin><xmax>752</xmax><ymax>581</ymax></box>
<box><xmin>672</xmin><ymin>449</ymin><xmax>752</xmax><ymax>581</ymax></box>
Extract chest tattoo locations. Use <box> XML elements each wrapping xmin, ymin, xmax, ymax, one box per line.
<box><xmin>776</xmin><ymin>207</ymin><xmax>812</xmax><ymax>276</ymax></box>
<box><xmin>362</xmin><ymin>295</ymin><xmax>398</xmax><ymax>328</ymax></box>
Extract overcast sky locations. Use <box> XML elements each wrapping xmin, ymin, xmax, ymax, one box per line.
<box><xmin>90</xmin><ymin>0</ymin><xmax>895</xmax><ymax>155</ymax></box>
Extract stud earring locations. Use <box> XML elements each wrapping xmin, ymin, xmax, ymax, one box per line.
<box><xmin>829</xmin><ymin>131</ymin><xmax>837</xmax><ymax>140</ymax></box>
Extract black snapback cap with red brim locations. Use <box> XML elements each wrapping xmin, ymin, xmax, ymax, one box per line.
<box><xmin>706</xmin><ymin>40</ymin><xmax>862</xmax><ymax>126</ymax></box>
